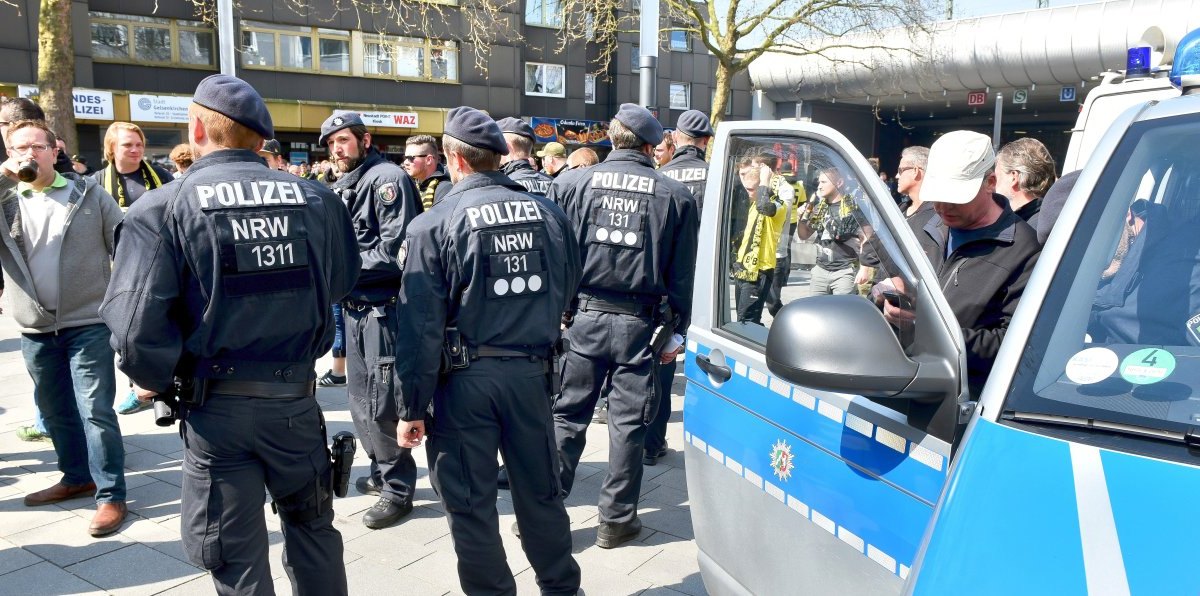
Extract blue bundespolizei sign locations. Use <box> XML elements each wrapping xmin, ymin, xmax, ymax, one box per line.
<box><xmin>1060</xmin><ymin>86</ymin><xmax>1077</xmax><ymax>102</ymax></box>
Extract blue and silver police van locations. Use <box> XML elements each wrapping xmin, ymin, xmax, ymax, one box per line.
<box><xmin>684</xmin><ymin>29</ymin><xmax>1200</xmax><ymax>595</ymax></box>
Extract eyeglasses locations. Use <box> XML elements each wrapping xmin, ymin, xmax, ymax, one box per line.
<box><xmin>8</xmin><ymin>143</ymin><xmax>51</xmax><ymax>156</ymax></box>
<box><xmin>403</xmin><ymin>154</ymin><xmax>431</xmax><ymax>162</ymax></box>
<box><xmin>897</xmin><ymin>166</ymin><xmax>921</xmax><ymax>176</ymax></box>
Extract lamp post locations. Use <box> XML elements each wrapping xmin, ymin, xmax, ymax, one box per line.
<box><xmin>639</xmin><ymin>0</ymin><xmax>659</xmax><ymax>111</ymax></box>
<box><xmin>218</xmin><ymin>0</ymin><xmax>236</xmax><ymax>76</ymax></box>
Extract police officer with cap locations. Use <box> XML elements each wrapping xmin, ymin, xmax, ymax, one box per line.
<box><xmin>548</xmin><ymin>103</ymin><xmax>699</xmax><ymax>548</ymax></box>
<box><xmin>496</xmin><ymin>117</ymin><xmax>553</xmax><ymax>196</ymax></box>
<box><xmin>318</xmin><ymin>111</ymin><xmax>423</xmax><ymax>529</ymax></box>
<box><xmin>100</xmin><ymin>74</ymin><xmax>359</xmax><ymax>595</ymax></box>
<box><xmin>644</xmin><ymin>110</ymin><xmax>710</xmax><ymax>466</ymax></box>
<box><xmin>395</xmin><ymin>107</ymin><xmax>582</xmax><ymax>594</ymax></box>
<box><xmin>658</xmin><ymin>109</ymin><xmax>713</xmax><ymax>210</ymax></box>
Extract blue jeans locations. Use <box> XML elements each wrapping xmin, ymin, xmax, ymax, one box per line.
<box><xmin>23</xmin><ymin>323</ymin><xmax>125</xmax><ymax>502</ymax></box>
<box><xmin>331</xmin><ymin>304</ymin><xmax>346</xmax><ymax>358</ymax></box>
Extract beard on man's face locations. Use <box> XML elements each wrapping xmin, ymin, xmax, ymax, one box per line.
<box><xmin>335</xmin><ymin>140</ymin><xmax>368</xmax><ymax>173</ymax></box>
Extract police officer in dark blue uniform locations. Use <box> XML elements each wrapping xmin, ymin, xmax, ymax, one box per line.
<box><xmin>99</xmin><ymin>74</ymin><xmax>359</xmax><ymax>596</ymax></box>
<box><xmin>394</xmin><ymin>107</ymin><xmax>582</xmax><ymax>594</ymax></box>
<box><xmin>644</xmin><ymin>110</ymin><xmax>710</xmax><ymax>466</ymax></box>
<box><xmin>548</xmin><ymin>104</ymin><xmax>699</xmax><ymax>548</ymax></box>
<box><xmin>496</xmin><ymin>117</ymin><xmax>553</xmax><ymax>196</ymax></box>
<box><xmin>319</xmin><ymin>111</ymin><xmax>424</xmax><ymax>528</ymax></box>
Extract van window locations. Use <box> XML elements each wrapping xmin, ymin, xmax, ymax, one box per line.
<box><xmin>715</xmin><ymin>135</ymin><xmax>919</xmax><ymax>402</ymax></box>
<box><xmin>1005</xmin><ymin>112</ymin><xmax>1200</xmax><ymax>462</ymax></box>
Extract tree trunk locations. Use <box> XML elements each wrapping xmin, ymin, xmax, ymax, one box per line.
<box><xmin>711</xmin><ymin>62</ymin><xmax>732</xmax><ymax>129</ymax></box>
<box><xmin>38</xmin><ymin>0</ymin><xmax>76</xmax><ymax>154</ymax></box>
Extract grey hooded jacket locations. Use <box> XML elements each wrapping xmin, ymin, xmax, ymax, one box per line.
<box><xmin>0</xmin><ymin>174</ymin><xmax>123</xmax><ymax>334</ymax></box>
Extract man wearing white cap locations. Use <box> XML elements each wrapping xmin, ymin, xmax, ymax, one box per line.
<box><xmin>886</xmin><ymin>130</ymin><xmax>1040</xmax><ymax>398</ymax></box>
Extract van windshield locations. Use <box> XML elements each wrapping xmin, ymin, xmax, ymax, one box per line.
<box><xmin>1004</xmin><ymin>111</ymin><xmax>1200</xmax><ymax>456</ymax></box>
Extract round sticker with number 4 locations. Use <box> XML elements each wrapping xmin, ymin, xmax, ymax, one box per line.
<box><xmin>1119</xmin><ymin>348</ymin><xmax>1177</xmax><ymax>385</ymax></box>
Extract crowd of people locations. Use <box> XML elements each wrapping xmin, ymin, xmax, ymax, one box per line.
<box><xmin>0</xmin><ymin>77</ymin><xmax>712</xmax><ymax>595</ymax></box>
<box><xmin>0</xmin><ymin>69</ymin><xmax>1085</xmax><ymax>595</ymax></box>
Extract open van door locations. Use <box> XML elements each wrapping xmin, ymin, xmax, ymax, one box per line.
<box><xmin>684</xmin><ymin>122</ymin><xmax>973</xmax><ymax>595</ymax></box>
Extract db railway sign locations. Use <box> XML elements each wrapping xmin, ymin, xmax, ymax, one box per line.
<box><xmin>967</xmin><ymin>91</ymin><xmax>987</xmax><ymax>106</ymax></box>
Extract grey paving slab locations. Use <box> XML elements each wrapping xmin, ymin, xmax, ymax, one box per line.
<box><xmin>67</xmin><ymin>543</ymin><xmax>205</xmax><ymax>596</ymax></box>
<box><xmin>116</xmin><ymin>516</ymin><xmax>194</xmax><ymax>567</ymax></box>
<box><xmin>0</xmin><ymin>493</ymin><xmax>78</xmax><ymax>537</ymax></box>
<box><xmin>343</xmin><ymin>524</ymin><xmax>436</xmax><ymax>569</ymax></box>
<box><xmin>8</xmin><ymin>514</ymin><xmax>134</xmax><ymax>567</ymax></box>
<box><xmin>0</xmin><ymin>560</ymin><xmax>107</xmax><ymax>595</ymax></box>
<box><xmin>122</xmin><ymin>430</ymin><xmax>186</xmax><ymax>458</ymax></box>
<box><xmin>0</xmin><ymin>535</ymin><xmax>45</xmax><ymax>576</ymax></box>
<box><xmin>344</xmin><ymin>557</ymin><xmax>452</xmax><ymax>595</ymax></box>
<box><xmin>631</xmin><ymin>551</ymin><xmax>709</xmax><ymax>596</ymax></box>
<box><xmin>123</xmin><ymin>479</ymin><xmax>184</xmax><ymax>523</ymax></box>
<box><xmin>640</xmin><ymin>504</ymin><xmax>695</xmax><ymax>541</ymax></box>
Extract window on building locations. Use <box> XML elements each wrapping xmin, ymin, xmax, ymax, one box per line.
<box><xmin>364</xmin><ymin>36</ymin><xmax>459</xmax><ymax>82</ymax></box>
<box><xmin>631</xmin><ymin>44</ymin><xmax>640</xmax><ymax>71</ymax></box>
<box><xmin>526</xmin><ymin>0</ymin><xmax>563</xmax><ymax>27</ymax></box>
<box><xmin>240</xmin><ymin>21</ymin><xmax>350</xmax><ymax>74</ymax></box>
<box><xmin>670</xmin><ymin>82</ymin><xmax>690</xmax><ymax>110</ymax></box>
<box><xmin>669</xmin><ymin>30</ymin><xmax>690</xmax><ymax>51</ymax></box>
<box><xmin>90</xmin><ymin>12</ymin><xmax>216</xmax><ymax>68</ymax></box>
<box><xmin>585</xmin><ymin>74</ymin><xmax>597</xmax><ymax>104</ymax></box>
<box><xmin>525</xmin><ymin>62</ymin><xmax>566</xmax><ymax>98</ymax></box>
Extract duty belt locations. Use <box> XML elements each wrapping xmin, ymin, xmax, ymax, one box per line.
<box><xmin>471</xmin><ymin>345</ymin><xmax>548</xmax><ymax>361</ymax></box>
<box><xmin>342</xmin><ymin>296</ymin><xmax>397</xmax><ymax>312</ymax></box>
<box><xmin>208</xmin><ymin>379</ymin><xmax>316</xmax><ymax>399</ymax></box>
<box><xmin>577</xmin><ymin>295</ymin><xmax>657</xmax><ymax>317</ymax></box>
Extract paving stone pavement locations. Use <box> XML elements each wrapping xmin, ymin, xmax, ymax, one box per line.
<box><xmin>0</xmin><ymin>314</ymin><xmax>705</xmax><ymax>595</ymax></box>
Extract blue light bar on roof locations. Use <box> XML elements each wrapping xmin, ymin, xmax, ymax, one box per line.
<box><xmin>1126</xmin><ymin>46</ymin><xmax>1151</xmax><ymax>78</ymax></box>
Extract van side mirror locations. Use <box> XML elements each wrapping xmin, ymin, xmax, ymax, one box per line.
<box><xmin>766</xmin><ymin>296</ymin><xmax>939</xmax><ymax>399</ymax></box>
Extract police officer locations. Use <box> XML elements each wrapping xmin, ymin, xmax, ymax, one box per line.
<box><xmin>99</xmin><ymin>74</ymin><xmax>358</xmax><ymax>596</ymax></box>
<box><xmin>319</xmin><ymin>111</ymin><xmax>424</xmax><ymax>529</ymax></box>
<box><xmin>496</xmin><ymin>117</ymin><xmax>553</xmax><ymax>196</ymax></box>
<box><xmin>548</xmin><ymin>104</ymin><xmax>699</xmax><ymax>548</ymax></box>
<box><xmin>395</xmin><ymin>107</ymin><xmax>582</xmax><ymax>594</ymax></box>
<box><xmin>644</xmin><ymin>110</ymin><xmax>711</xmax><ymax>467</ymax></box>
<box><xmin>658</xmin><ymin>110</ymin><xmax>713</xmax><ymax>209</ymax></box>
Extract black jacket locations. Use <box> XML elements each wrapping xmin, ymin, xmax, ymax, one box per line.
<box><xmin>911</xmin><ymin>195</ymin><xmax>1041</xmax><ymax>397</ymax></box>
<box><xmin>330</xmin><ymin>149</ymin><xmax>423</xmax><ymax>302</ymax></box>
<box><xmin>394</xmin><ymin>171</ymin><xmax>581</xmax><ymax>420</ymax></box>
<box><xmin>100</xmin><ymin>149</ymin><xmax>360</xmax><ymax>391</ymax></box>
<box><xmin>548</xmin><ymin>149</ymin><xmax>699</xmax><ymax>333</ymax></box>
<box><xmin>501</xmin><ymin>159</ymin><xmax>552</xmax><ymax>196</ymax></box>
<box><xmin>659</xmin><ymin>145</ymin><xmax>709</xmax><ymax>210</ymax></box>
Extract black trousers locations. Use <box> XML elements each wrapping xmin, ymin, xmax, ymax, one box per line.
<box><xmin>427</xmin><ymin>358</ymin><xmax>581</xmax><ymax>595</ymax></box>
<box><xmin>735</xmin><ymin>268</ymin><xmax>775</xmax><ymax>324</ymax></box>
<box><xmin>345</xmin><ymin>303</ymin><xmax>416</xmax><ymax>504</ymax></box>
<box><xmin>644</xmin><ymin>357</ymin><xmax>676</xmax><ymax>455</ymax></box>
<box><xmin>181</xmin><ymin>396</ymin><xmax>347</xmax><ymax>596</ymax></box>
<box><xmin>554</xmin><ymin>310</ymin><xmax>658</xmax><ymax>524</ymax></box>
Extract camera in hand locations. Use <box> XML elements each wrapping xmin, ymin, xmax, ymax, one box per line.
<box><xmin>16</xmin><ymin>160</ymin><xmax>38</xmax><ymax>183</ymax></box>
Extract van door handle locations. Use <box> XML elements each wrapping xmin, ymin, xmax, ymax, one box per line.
<box><xmin>696</xmin><ymin>353</ymin><xmax>732</xmax><ymax>382</ymax></box>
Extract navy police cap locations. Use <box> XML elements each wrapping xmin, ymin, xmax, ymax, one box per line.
<box><xmin>495</xmin><ymin>117</ymin><xmax>536</xmax><ymax>140</ymax></box>
<box><xmin>192</xmin><ymin>74</ymin><xmax>274</xmax><ymax>139</ymax></box>
<box><xmin>319</xmin><ymin>112</ymin><xmax>365</xmax><ymax>146</ymax></box>
<box><xmin>445</xmin><ymin>107</ymin><xmax>509</xmax><ymax>155</ymax></box>
<box><xmin>614</xmin><ymin>103</ymin><xmax>664</xmax><ymax>146</ymax></box>
<box><xmin>676</xmin><ymin>110</ymin><xmax>714</xmax><ymax>138</ymax></box>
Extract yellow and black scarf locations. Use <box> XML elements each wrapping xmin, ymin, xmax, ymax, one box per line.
<box><xmin>101</xmin><ymin>160</ymin><xmax>164</xmax><ymax>208</ymax></box>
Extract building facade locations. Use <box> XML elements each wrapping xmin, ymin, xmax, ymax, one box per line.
<box><xmin>1</xmin><ymin>0</ymin><xmax>752</xmax><ymax>166</ymax></box>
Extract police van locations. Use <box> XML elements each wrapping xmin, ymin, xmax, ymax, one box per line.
<box><xmin>1063</xmin><ymin>36</ymin><xmax>1182</xmax><ymax>173</ymax></box>
<box><xmin>683</xmin><ymin>29</ymin><xmax>1200</xmax><ymax>595</ymax></box>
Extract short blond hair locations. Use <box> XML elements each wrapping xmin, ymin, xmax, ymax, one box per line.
<box><xmin>103</xmin><ymin>122</ymin><xmax>145</xmax><ymax>163</ymax></box>
<box><xmin>188</xmin><ymin>104</ymin><xmax>262</xmax><ymax>150</ymax></box>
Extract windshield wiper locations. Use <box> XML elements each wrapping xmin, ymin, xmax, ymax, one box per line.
<box><xmin>1003</xmin><ymin>410</ymin><xmax>1200</xmax><ymax>453</ymax></box>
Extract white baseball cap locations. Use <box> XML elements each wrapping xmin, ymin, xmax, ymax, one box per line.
<box><xmin>921</xmin><ymin>131</ymin><xmax>996</xmax><ymax>205</ymax></box>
